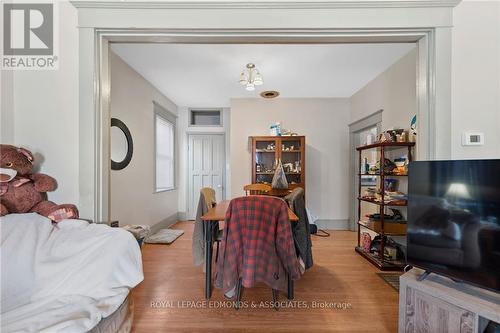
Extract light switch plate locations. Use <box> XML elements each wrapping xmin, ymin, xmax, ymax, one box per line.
<box><xmin>462</xmin><ymin>132</ymin><xmax>484</xmax><ymax>146</ymax></box>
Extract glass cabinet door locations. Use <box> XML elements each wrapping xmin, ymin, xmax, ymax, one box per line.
<box><xmin>279</xmin><ymin>137</ymin><xmax>303</xmax><ymax>186</ymax></box>
<box><xmin>254</xmin><ymin>139</ymin><xmax>278</xmax><ymax>185</ymax></box>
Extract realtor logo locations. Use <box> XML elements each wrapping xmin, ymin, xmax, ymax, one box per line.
<box><xmin>2</xmin><ymin>2</ymin><xmax>58</xmax><ymax>69</ymax></box>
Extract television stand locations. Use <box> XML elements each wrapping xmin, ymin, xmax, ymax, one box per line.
<box><xmin>399</xmin><ymin>268</ymin><xmax>500</xmax><ymax>333</ymax></box>
<box><xmin>416</xmin><ymin>270</ymin><xmax>431</xmax><ymax>281</ymax></box>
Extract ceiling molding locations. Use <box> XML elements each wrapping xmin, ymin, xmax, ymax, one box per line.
<box><xmin>71</xmin><ymin>0</ymin><xmax>462</xmax><ymax>10</ymax></box>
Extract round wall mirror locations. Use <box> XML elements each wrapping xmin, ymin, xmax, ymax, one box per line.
<box><xmin>110</xmin><ymin>118</ymin><xmax>133</xmax><ymax>170</ymax></box>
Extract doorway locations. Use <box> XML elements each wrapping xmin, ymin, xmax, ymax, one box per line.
<box><xmin>348</xmin><ymin>110</ymin><xmax>382</xmax><ymax>231</ymax></box>
<box><xmin>82</xmin><ymin>30</ymin><xmax>438</xmax><ymax>222</ymax></box>
<box><xmin>187</xmin><ymin>133</ymin><xmax>225</xmax><ymax>220</ymax></box>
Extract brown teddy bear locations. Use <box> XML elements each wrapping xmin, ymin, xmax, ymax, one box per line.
<box><xmin>0</xmin><ymin>144</ymin><xmax>79</xmax><ymax>222</ymax></box>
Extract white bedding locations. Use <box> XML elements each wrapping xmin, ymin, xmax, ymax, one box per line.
<box><xmin>0</xmin><ymin>213</ymin><xmax>144</xmax><ymax>333</ymax></box>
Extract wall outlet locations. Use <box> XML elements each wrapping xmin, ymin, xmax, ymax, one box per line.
<box><xmin>462</xmin><ymin>132</ymin><xmax>484</xmax><ymax>146</ymax></box>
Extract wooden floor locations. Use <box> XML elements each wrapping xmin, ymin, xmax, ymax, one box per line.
<box><xmin>131</xmin><ymin>221</ymin><xmax>399</xmax><ymax>333</ymax></box>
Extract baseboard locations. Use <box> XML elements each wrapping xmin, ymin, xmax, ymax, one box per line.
<box><xmin>150</xmin><ymin>213</ymin><xmax>179</xmax><ymax>235</ymax></box>
<box><xmin>177</xmin><ymin>211</ymin><xmax>188</xmax><ymax>221</ymax></box>
<box><xmin>314</xmin><ymin>219</ymin><xmax>349</xmax><ymax>230</ymax></box>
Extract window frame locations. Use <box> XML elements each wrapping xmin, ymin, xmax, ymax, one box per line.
<box><xmin>188</xmin><ymin>108</ymin><xmax>223</xmax><ymax>127</ymax></box>
<box><xmin>153</xmin><ymin>101</ymin><xmax>177</xmax><ymax>193</ymax></box>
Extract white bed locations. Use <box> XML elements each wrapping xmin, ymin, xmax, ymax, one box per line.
<box><xmin>1</xmin><ymin>213</ymin><xmax>144</xmax><ymax>333</ymax></box>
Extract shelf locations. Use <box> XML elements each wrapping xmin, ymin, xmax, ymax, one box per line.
<box><xmin>256</xmin><ymin>172</ymin><xmax>301</xmax><ymax>175</ymax></box>
<box><xmin>354</xmin><ymin>246</ymin><xmax>405</xmax><ymax>271</ymax></box>
<box><xmin>356</xmin><ymin>141</ymin><xmax>415</xmax><ymax>151</ymax></box>
<box><xmin>356</xmin><ymin>139</ymin><xmax>413</xmax><ymax>271</ymax></box>
<box><xmin>358</xmin><ymin>220</ymin><xmax>407</xmax><ymax>236</ymax></box>
<box><xmin>358</xmin><ymin>197</ymin><xmax>407</xmax><ymax>206</ymax></box>
<box><xmin>359</xmin><ymin>173</ymin><xmax>408</xmax><ymax>177</ymax></box>
<box><xmin>251</xmin><ymin>136</ymin><xmax>306</xmax><ymax>198</ymax></box>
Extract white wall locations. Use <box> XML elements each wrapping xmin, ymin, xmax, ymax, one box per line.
<box><xmin>177</xmin><ymin>107</ymin><xmax>231</xmax><ymax>218</ymax></box>
<box><xmin>110</xmin><ymin>51</ymin><xmax>179</xmax><ymax>227</ymax></box>
<box><xmin>3</xmin><ymin>1</ymin><xmax>79</xmax><ymax>207</ymax></box>
<box><xmin>350</xmin><ymin>47</ymin><xmax>417</xmax><ymax>131</ymax></box>
<box><xmin>451</xmin><ymin>0</ymin><xmax>500</xmax><ymax>159</ymax></box>
<box><xmin>1</xmin><ymin>71</ymin><xmax>14</xmax><ymax>143</ymax></box>
<box><xmin>230</xmin><ymin>98</ymin><xmax>350</xmax><ymax>223</ymax></box>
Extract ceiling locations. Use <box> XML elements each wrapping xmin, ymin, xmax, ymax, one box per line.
<box><xmin>111</xmin><ymin>43</ymin><xmax>416</xmax><ymax>107</ymax></box>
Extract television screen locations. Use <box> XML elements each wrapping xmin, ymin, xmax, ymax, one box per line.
<box><xmin>408</xmin><ymin>160</ymin><xmax>500</xmax><ymax>292</ymax></box>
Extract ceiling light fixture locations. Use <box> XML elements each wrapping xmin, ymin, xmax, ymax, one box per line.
<box><xmin>239</xmin><ymin>63</ymin><xmax>263</xmax><ymax>91</ymax></box>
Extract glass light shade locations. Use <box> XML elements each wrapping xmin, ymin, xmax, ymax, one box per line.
<box><xmin>246</xmin><ymin>83</ymin><xmax>255</xmax><ymax>91</ymax></box>
<box><xmin>239</xmin><ymin>72</ymin><xmax>248</xmax><ymax>85</ymax></box>
<box><xmin>253</xmin><ymin>72</ymin><xmax>263</xmax><ymax>85</ymax></box>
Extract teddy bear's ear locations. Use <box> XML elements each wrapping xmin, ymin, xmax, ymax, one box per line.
<box><xmin>17</xmin><ymin>147</ymin><xmax>34</xmax><ymax>164</ymax></box>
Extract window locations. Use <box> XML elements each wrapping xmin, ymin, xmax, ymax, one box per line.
<box><xmin>154</xmin><ymin>103</ymin><xmax>176</xmax><ymax>192</ymax></box>
<box><xmin>190</xmin><ymin>109</ymin><xmax>222</xmax><ymax>126</ymax></box>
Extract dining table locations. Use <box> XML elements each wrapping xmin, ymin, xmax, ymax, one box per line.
<box><xmin>201</xmin><ymin>199</ymin><xmax>299</xmax><ymax>299</ymax></box>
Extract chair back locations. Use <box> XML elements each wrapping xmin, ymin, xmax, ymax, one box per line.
<box><xmin>200</xmin><ymin>187</ymin><xmax>217</xmax><ymax>210</ymax></box>
<box><xmin>243</xmin><ymin>183</ymin><xmax>272</xmax><ymax>196</ymax></box>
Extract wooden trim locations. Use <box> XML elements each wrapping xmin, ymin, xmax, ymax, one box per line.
<box><xmin>348</xmin><ymin>109</ymin><xmax>383</xmax><ymax>130</ymax></box>
<box><xmin>150</xmin><ymin>213</ymin><xmax>179</xmax><ymax>235</ymax></box>
<box><xmin>188</xmin><ymin>108</ymin><xmax>223</xmax><ymax>127</ymax></box>
<box><xmin>71</xmin><ymin>0</ymin><xmax>461</xmax><ymax>9</ymax></box>
<box><xmin>84</xmin><ymin>27</ymin><xmax>438</xmax><ymax>222</ymax></box>
<box><xmin>153</xmin><ymin>104</ymin><xmax>177</xmax><ymax>192</ymax></box>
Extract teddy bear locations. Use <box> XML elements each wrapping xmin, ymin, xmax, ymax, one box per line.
<box><xmin>0</xmin><ymin>144</ymin><xmax>79</xmax><ymax>222</ymax></box>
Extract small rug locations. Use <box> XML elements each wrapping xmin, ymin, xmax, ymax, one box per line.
<box><xmin>377</xmin><ymin>272</ymin><xmax>402</xmax><ymax>292</ymax></box>
<box><xmin>144</xmin><ymin>228</ymin><xmax>184</xmax><ymax>244</ymax></box>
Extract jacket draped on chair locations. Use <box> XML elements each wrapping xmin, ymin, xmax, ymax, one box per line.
<box><xmin>192</xmin><ymin>188</ymin><xmax>217</xmax><ymax>266</ymax></box>
<box><xmin>284</xmin><ymin>187</ymin><xmax>313</xmax><ymax>270</ymax></box>
<box><xmin>215</xmin><ymin>196</ymin><xmax>301</xmax><ymax>294</ymax></box>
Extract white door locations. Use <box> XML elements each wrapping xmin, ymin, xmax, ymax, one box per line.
<box><xmin>188</xmin><ymin>134</ymin><xmax>225</xmax><ymax>220</ymax></box>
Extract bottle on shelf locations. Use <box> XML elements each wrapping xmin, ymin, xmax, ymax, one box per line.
<box><xmin>364</xmin><ymin>158</ymin><xmax>369</xmax><ymax>174</ymax></box>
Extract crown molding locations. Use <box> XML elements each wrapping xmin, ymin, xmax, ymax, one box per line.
<box><xmin>70</xmin><ymin>0</ymin><xmax>462</xmax><ymax>10</ymax></box>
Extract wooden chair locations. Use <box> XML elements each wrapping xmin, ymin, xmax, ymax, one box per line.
<box><xmin>200</xmin><ymin>187</ymin><xmax>223</xmax><ymax>262</ymax></box>
<box><xmin>243</xmin><ymin>183</ymin><xmax>272</xmax><ymax>196</ymax></box>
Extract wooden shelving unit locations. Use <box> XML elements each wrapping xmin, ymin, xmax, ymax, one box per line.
<box><xmin>250</xmin><ymin>136</ymin><xmax>305</xmax><ymax>196</ymax></box>
<box><xmin>355</xmin><ymin>141</ymin><xmax>415</xmax><ymax>271</ymax></box>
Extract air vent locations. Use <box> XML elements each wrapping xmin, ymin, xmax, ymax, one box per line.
<box><xmin>260</xmin><ymin>91</ymin><xmax>280</xmax><ymax>99</ymax></box>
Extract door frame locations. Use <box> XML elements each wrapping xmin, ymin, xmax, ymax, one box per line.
<box><xmin>348</xmin><ymin>110</ymin><xmax>383</xmax><ymax>231</ymax></box>
<box><xmin>186</xmin><ymin>132</ymin><xmax>226</xmax><ymax>220</ymax></box>
<box><xmin>78</xmin><ymin>26</ymin><xmax>448</xmax><ymax>221</ymax></box>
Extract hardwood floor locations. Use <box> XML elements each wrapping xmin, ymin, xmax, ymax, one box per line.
<box><xmin>131</xmin><ymin>221</ymin><xmax>399</xmax><ymax>333</ymax></box>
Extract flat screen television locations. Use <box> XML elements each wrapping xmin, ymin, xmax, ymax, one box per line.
<box><xmin>408</xmin><ymin>160</ymin><xmax>500</xmax><ymax>293</ymax></box>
